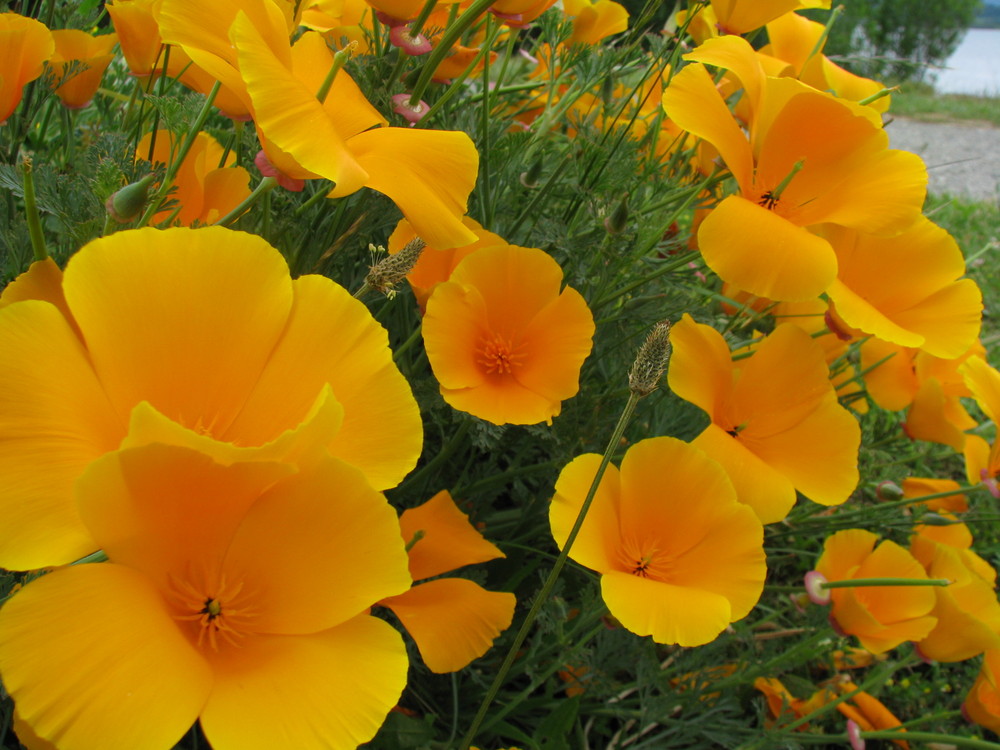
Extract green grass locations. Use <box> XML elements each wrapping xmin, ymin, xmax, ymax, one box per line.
<box><xmin>890</xmin><ymin>81</ymin><xmax>1000</xmax><ymax>126</ymax></box>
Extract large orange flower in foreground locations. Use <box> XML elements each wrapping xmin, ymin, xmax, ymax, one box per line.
<box><xmin>668</xmin><ymin>314</ymin><xmax>860</xmax><ymax>524</ymax></box>
<box><xmin>0</xmin><ymin>227</ymin><xmax>421</xmax><ymax>571</ymax></box>
<box><xmin>0</xmin><ymin>443</ymin><xmax>412</xmax><ymax>750</ymax></box>
<box><xmin>550</xmin><ymin>437</ymin><xmax>766</xmax><ymax>646</ymax></box>
<box><xmin>381</xmin><ymin>490</ymin><xmax>515</xmax><ymax>673</ymax></box>
<box><xmin>422</xmin><ymin>244</ymin><xmax>594</xmax><ymax>425</ymax></box>
<box><xmin>814</xmin><ymin>529</ymin><xmax>937</xmax><ymax>654</ymax></box>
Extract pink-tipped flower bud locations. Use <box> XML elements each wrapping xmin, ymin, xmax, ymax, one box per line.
<box><xmin>392</xmin><ymin>94</ymin><xmax>430</xmax><ymax>124</ymax></box>
<box><xmin>105</xmin><ymin>174</ymin><xmax>155</xmax><ymax>223</ymax></box>
<box><xmin>390</xmin><ymin>24</ymin><xmax>432</xmax><ymax>55</ymax></box>
<box><xmin>846</xmin><ymin>719</ymin><xmax>865</xmax><ymax>750</ymax></box>
<box><xmin>804</xmin><ymin>570</ymin><xmax>831</xmax><ymax>606</ymax></box>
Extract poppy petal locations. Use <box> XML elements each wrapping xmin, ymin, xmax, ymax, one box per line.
<box><xmin>381</xmin><ymin>578</ymin><xmax>515</xmax><ymax>673</ymax></box>
<box><xmin>550</xmin><ymin>453</ymin><xmax>622</xmax><ymax>573</ymax></box>
<box><xmin>199</xmin><ymin>615</ymin><xmax>407</xmax><ymax>750</ymax></box>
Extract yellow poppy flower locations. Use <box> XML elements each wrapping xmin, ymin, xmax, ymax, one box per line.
<box><xmin>48</xmin><ymin>29</ymin><xmax>118</xmax><ymax>109</ymax></box>
<box><xmin>137</xmin><ymin>129</ymin><xmax>251</xmax><ymax>226</ymax></box>
<box><xmin>668</xmin><ymin>314</ymin><xmax>860</xmax><ymax>524</ymax></box>
<box><xmin>380</xmin><ymin>490</ymin><xmax>515</xmax><ymax>673</ymax></box>
<box><xmin>824</xmin><ymin>218</ymin><xmax>982</xmax><ymax>360</ymax></box>
<box><xmin>231</xmin><ymin>18</ymin><xmax>480</xmax><ymax>248</ymax></box>
<box><xmin>662</xmin><ymin>36</ymin><xmax>926</xmax><ymax>301</ymax></box>
<box><xmin>0</xmin><ymin>12</ymin><xmax>54</xmax><ymax>124</ymax></box>
<box><xmin>962</xmin><ymin>356</ymin><xmax>1000</xmax><ymax>495</ymax></box>
<box><xmin>708</xmin><ymin>0</ymin><xmax>829</xmax><ymax>36</ymax></box>
<box><xmin>422</xmin><ymin>244</ymin><xmax>594</xmax><ymax>425</ymax></box>
<box><xmin>550</xmin><ymin>437</ymin><xmax>766</xmax><ymax>646</ymax></box>
<box><xmin>562</xmin><ymin>0</ymin><xmax>628</xmax><ymax>45</ymax></box>
<box><xmin>814</xmin><ymin>529</ymin><xmax>937</xmax><ymax>654</ymax></box>
<box><xmin>833</xmin><ymin>680</ymin><xmax>909</xmax><ymax>749</ymax></box>
<box><xmin>0</xmin><ymin>442</ymin><xmax>412</xmax><ymax>750</ymax></box>
<box><xmin>901</xmin><ymin>477</ymin><xmax>968</xmax><ymax>514</ymax></box>
<box><xmin>0</xmin><ymin>227</ymin><xmax>421</xmax><ymax>571</ymax></box>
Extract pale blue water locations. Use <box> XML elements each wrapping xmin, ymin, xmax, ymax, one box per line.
<box><xmin>933</xmin><ymin>27</ymin><xmax>1000</xmax><ymax>96</ymax></box>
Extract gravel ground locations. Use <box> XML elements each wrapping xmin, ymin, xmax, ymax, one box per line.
<box><xmin>887</xmin><ymin>116</ymin><xmax>1000</xmax><ymax>203</ymax></box>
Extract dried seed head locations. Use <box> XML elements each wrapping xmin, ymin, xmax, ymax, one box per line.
<box><xmin>365</xmin><ymin>237</ymin><xmax>426</xmax><ymax>297</ymax></box>
<box><xmin>628</xmin><ymin>320</ymin><xmax>672</xmax><ymax>397</ymax></box>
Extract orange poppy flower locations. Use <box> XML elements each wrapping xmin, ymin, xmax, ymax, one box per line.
<box><xmin>137</xmin><ymin>129</ymin><xmax>252</xmax><ymax>226</ymax></box>
<box><xmin>422</xmin><ymin>243</ymin><xmax>594</xmax><ymax>425</ymax></box>
<box><xmin>834</xmin><ymin>680</ymin><xmax>909</xmax><ymax>749</ymax></box>
<box><xmin>814</xmin><ymin>529</ymin><xmax>937</xmax><ymax>654</ymax></box>
<box><xmin>0</xmin><ymin>442</ymin><xmax>412</xmax><ymax>750</ymax></box>
<box><xmin>107</xmin><ymin>0</ymin><xmax>165</xmax><ymax>78</ymax></box>
<box><xmin>668</xmin><ymin>314</ymin><xmax>860</xmax><ymax>524</ymax></box>
<box><xmin>964</xmin><ymin>648</ymin><xmax>1000</xmax><ymax>734</ymax></box>
<box><xmin>562</xmin><ymin>0</ymin><xmax>629</xmax><ymax>45</ymax></box>
<box><xmin>550</xmin><ymin>437</ymin><xmax>766</xmax><ymax>646</ymax></box>
<box><xmin>380</xmin><ymin>490</ymin><xmax>515</xmax><ymax>673</ymax></box>
<box><xmin>0</xmin><ymin>227</ymin><xmax>421</xmax><ymax>571</ymax></box>
<box><xmin>662</xmin><ymin>36</ymin><xmax>926</xmax><ymax>301</ymax></box>
<box><xmin>910</xmin><ymin>532</ymin><xmax>1000</xmax><ymax>662</ymax></box>
<box><xmin>962</xmin><ymin>356</ymin><xmax>1000</xmax><ymax>496</ymax></box>
<box><xmin>824</xmin><ymin>218</ymin><xmax>982</xmax><ymax>360</ymax></box>
<box><xmin>0</xmin><ymin>12</ymin><xmax>54</xmax><ymax>124</ymax></box>
<box><xmin>901</xmin><ymin>477</ymin><xmax>969</xmax><ymax>514</ymax></box>
<box><xmin>300</xmin><ymin>0</ymin><xmax>374</xmax><ymax>52</ymax></box>
<box><xmin>861</xmin><ymin>339</ymin><xmax>983</xmax><ymax>451</ymax></box>
<box><xmin>387</xmin><ymin>216</ymin><xmax>507</xmax><ymax>311</ymax></box>
<box><xmin>47</xmin><ymin>29</ymin><xmax>118</xmax><ymax>109</ymax></box>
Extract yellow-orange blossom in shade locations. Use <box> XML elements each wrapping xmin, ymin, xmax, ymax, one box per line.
<box><xmin>0</xmin><ymin>227</ymin><xmax>421</xmax><ymax>571</ymax></box>
<box><xmin>813</xmin><ymin>529</ymin><xmax>937</xmax><ymax>654</ymax></box>
<box><xmin>667</xmin><ymin>314</ymin><xmax>860</xmax><ymax>524</ymax></box>
<box><xmin>550</xmin><ymin>437</ymin><xmax>766</xmax><ymax>647</ymax></box>
<box><xmin>965</xmin><ymin>648</ymin><xmax>1000</xmax><ymax>734</ymax></box>
<box><xmin>661</xmin><ymin>36</ymin><xmax>926</xmax><ymax>301</ymax></box>
<box><xmin>47</xmin><ymin>29</ymin><xmax>118</xmax><ymax>109</ymax></box>
<box><xmin>0</xmin><ymin>12</ymin><xmax>54</xmax><ymax>123</ymax></box>
<box><xmin>961</xmin><ymin>356</ymin><xmax>1000</xmax><ymax>496</ymax></box>
<box><xmin>381</xmin><ymin>490</ymin><xmax>516</xmax><ymax>673</ymax></box>
<box><xmin>421</xmin><ymin>244</ymin><xmax>594</xmax><ymax>425</ymax></box>
<box><xmin>0</xmin><ymin>443</ymin><xmax>413</xmax><ymax>750</ymax></box>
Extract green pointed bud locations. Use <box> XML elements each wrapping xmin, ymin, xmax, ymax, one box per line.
<box><xmin>604</xmin><ymin>192</ymin><xmax>629</xmax><ymax>235</ymax></box>
<box><xmin>601</xmin><ymin>73</ymin><xmax>615</xmax><ymax>108</ymax></box>
<box><xmin>875</xmin><ymin>480</ymin><xmax>904</xmax><ymax>501</ymax></box>
<box><xmin>919</xmin><ymin>512</ymin><xmax>957</xmax><ymax>527</ymax></box>
<box><xmin>105</xmin><ymin>175</ymin><xmax>156</xmax><ymax>224</ymax></box>
<box><xmin>519</xmin><ymin>156</ymin><xmax>544</xmax><ymax>188</ymax></box>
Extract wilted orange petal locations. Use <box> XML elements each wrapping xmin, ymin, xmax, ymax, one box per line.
<box><xmin>401</xmin><ymin>490</ymin><xmax>505</xmax><ymax>581</ymax></box>
<box><xmin>382</xmin><ymin>578</ymin><xmax>515</xmax><ymax>673</ymax></box>
<box><xmin>200</xmin><ymin>616</ymin><xmax>407</xmax><ymax>750</ymax></box>
<box><xmin>0</xmin><ymin>565</ymin><xmax>211</xmax><ymax>750</ymax></box>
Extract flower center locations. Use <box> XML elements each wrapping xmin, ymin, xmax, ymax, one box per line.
<box><xmin>620</xmin><ymin>536</ymin><xmax>673</xmax><ymax>583</ymax></box>
<box><xmin>167</xmin><ymin>569</ymin><xmax>257</xmax><ymax>651</ymax></box>
<box><xmin>476</xmin><ymin>332</ymin><xmax>525</xmax><ymax>375</ymax></box>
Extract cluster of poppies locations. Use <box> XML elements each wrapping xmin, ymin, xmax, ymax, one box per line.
<box><xmin>1</xmin><ymin>0</ymin><xmax>999</xmax><ymax>747</ymax></box>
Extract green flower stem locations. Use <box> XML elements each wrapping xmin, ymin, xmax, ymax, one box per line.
<box><xmin>71</xmin><ymin>550</ymin><xmax>108</xmax><ymax>565</ymax></box>
<box><xmin>136</xmin><ymin>80</ymin><xmax>221</xmax><ymax>228</ymax></box>
<box><xmin>812</xmin><ymin>485</ymin><xmax>983</xmax><ymax>524</ymax></box>
<box><xmin>458</xmin><ymin>391</ymin><xmax>642</xmax><ymax>750</ymax></box>
<box><xmin>392</xmin><ymin>322</ymin><xmax>423</xmax><ymax>362</ymax></box>
<box><xmin>592</xmin><ymin>251</ymin><xmax>704</xmax><ymax>310</ymax></box>
<box><xmin>317</xmin><ymin>47</ymin><xmax>353</xmax><ymax>103</ymax></box>
<box><xmin>293</xmin><ymin>182</ymin><xmax>335</xmax><ymax>216</ymax></box>
<box><xmin>861</xmin><ymin>731</ymin><xmax>1000</xmax><ymax>749</ymax></box>
<box><xmin>21</xmin><ymin>157</ymin><xmax>48</xmax><ymax>261</ymax></box>
<box><xmin>408</xmin><ymin>0</ymin><xmax>441</xmax><ymax>39</ymax></box>
<box><xmin>820</xmin><ymin>577</ymin><xmax>951</xmax><ymax>589</ymax></box>
<box><xmin>407</xmin><ymin>0</ymin><xmax>494</xmax><ymax>107</ymax></box>
<box><xmin>212</xmin><ymin>176</ymin><xmax>278</xmax><ymax>227</ymax></box>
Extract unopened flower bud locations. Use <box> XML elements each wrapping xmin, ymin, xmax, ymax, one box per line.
<box><xmin>604</xmin><ymin>193</ymin><xmax>629</xmax><ymax>234</ymax></box>
<box><xmin>519</xmin><ymin>157</ymin><xmax>544</xmax><ymax>188</ymax></box>
<box><xmin>105</xmin><ymin>174</ymin><xmax>155</xmax><ymax>223</ymax></box>
<box><xmin>919</xmin><ymin>512</ymin><xmax>955</xmax><ymax>527</ymax></box>
<box><xmin>628</xmin><ymin>320</ymin><xmax>671</xmax><ymax>397</ymax></box>
<box><xmin>875</xmin><ymin>480</ymin><xmax>904</xmax><ymax>501</ymax></box>
<box><xmin>366</xmin><ymin>237</ymin><xmax>426</xmax><ymax>297</ymax></box>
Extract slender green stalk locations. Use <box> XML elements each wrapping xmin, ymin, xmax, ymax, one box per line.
<box><xmin>820</xmin><ymin>577</ymin><xmax>950</xmax><ymax>589</ymax></box>
<box><xmin>212</xmin><ymin>176</ymin><xmax>278</xmax><ymax>227</ymax></box>
<box><xmin>861</xmin><ymin>731</ymin><xmax>1000</xmax><ymax>749</ymax></box>
<box><xmin>21</xmin><ymin>157</ymin><xmax>48</xmax><ymax>261</ymax></box>
<box><xmin>408</xmin><ymin>0</ymin><xmax>440</xmax><ymax>38</ymax></box>
<box><xmin>458</xmin><ymin>392</ymin><xmax>641</xmax><ymax>750</ymax></box>
<box><xmin>407</xmin><ymin>0</ymin><xmax>494</xmax><ymax>107</ymax></box>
